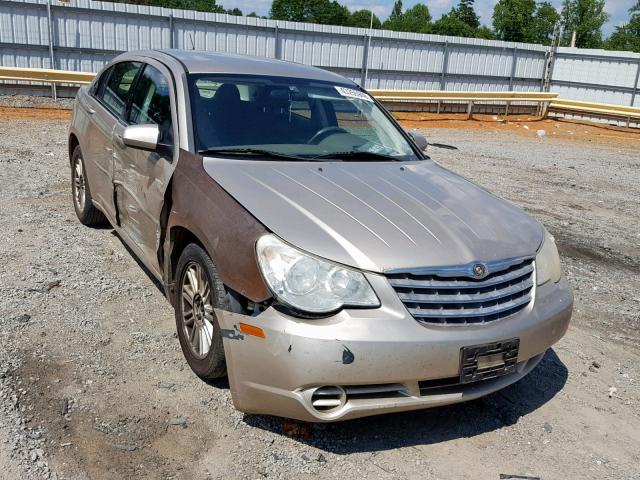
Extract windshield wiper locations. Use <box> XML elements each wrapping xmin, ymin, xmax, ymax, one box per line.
<box><xmin>310</xmin><ymin>151</ymin><xmax>404</xmax><ymax>162</ymax></box>
<box><xmin>199</xmin><ymin>148</ymin><xmax>312</xmax><ymax>162</ymax></box>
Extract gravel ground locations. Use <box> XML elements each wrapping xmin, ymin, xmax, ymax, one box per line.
<box><xmin>0</xmin><ymin>106</ymin><xmax>639</xmax><ymax>480</ymax></box>
<box><xmin>0</xmin><ymin>95</ymin><xmax>74</xmax><ymax>110</ymax></box>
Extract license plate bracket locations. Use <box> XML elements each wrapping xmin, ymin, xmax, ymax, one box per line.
<box><xmin>460</xmin><ymin>338</ymin><xmax>520</xmax><ymax>384</ymax></box>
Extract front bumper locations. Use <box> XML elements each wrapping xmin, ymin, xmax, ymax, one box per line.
<box><xmin>217</xmin><ymin>274</ymin><xmax>573</xmax><ymax>422</ymax></box>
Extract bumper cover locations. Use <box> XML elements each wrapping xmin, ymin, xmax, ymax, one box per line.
<box><xmin>217</xmin><ymin>275</ymin><xmax>573</xmax><ymax>422</ymax></box>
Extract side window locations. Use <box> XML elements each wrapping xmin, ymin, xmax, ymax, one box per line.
<box><xmin>128</xmin><ymin>65</ymin><xmax>173</xmax><ymax>144</ymax></box>
<box><xmin>97</xmin><ymin>62</ymin><xmax>141</xmax><ymax>119</ymax></box>
<box><xmin>91</xmin><ymin>66</ymin><xmax>112</xmax><ymax>97</ymax></box>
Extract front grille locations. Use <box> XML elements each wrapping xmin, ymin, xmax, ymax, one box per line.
<box><xmin>386</xmin><ymin>258</ymin><xmax>534</xmax><ymax>325</ymax></box>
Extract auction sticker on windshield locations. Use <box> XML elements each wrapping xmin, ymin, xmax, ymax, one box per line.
<box><xmin>335</xmin><ymin>86</ymin><xmax>373</xmax><ymax>102</ymax></box>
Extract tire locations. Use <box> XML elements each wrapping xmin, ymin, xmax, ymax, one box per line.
<box><xmin>174</xmin><ymin>243</ymin><xmax>227</xmax><ymax>379</ymax></box>
<box><xmin>71</xmin><ymin>146</ymin><xmax>107</xmax><ymax>226</ymax></box>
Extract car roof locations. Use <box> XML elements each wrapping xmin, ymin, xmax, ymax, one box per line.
<box><xmin>145</xmin><ymin>49</ymin><xmax>356</xmax><ymax>85</ymax></box>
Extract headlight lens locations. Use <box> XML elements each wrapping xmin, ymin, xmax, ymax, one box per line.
<box><xmin>256</xmin><ymin>234</ymin><xmax>380</xmax><ymax>314</ymax></box>
<box><xmin>536</xmin><ymin>228</ymin><xmax>562</xmax><ymax>285</ymax></box>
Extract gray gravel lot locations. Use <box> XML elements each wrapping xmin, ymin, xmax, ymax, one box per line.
<box><xmin>0</xmin><ymin>108</ymin><xmax>639</xmax><ymax>480</ymax></box>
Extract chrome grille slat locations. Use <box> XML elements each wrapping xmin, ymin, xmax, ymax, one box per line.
<box><xmin>408</xmin><ymin>292</ymin><xmax>532</xmax><ymax>318</ymax></box>
<box><xmin>388</xmin><ymin>258</ymin><xmax>535</xmax><ymax>325</ymax></box>
<box><xmin>387</xmin><ymin>262</ymin><xmax>533</xmax><ymax>289</ymax></box>
<box><xmin>396</xmin><ymin>278</ymin><xmax>534</xmax><ymax>304</ymax></box>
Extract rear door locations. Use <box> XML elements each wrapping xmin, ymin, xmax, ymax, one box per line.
<box><xmin>85</xmin><ymin>62</ymin><xmax>142</xmax><ymax>221</ymax></box>
<box><xmin>112</xmin><ymin>62</ymin><xmax>177</xmax><ymax>276</ymax></box>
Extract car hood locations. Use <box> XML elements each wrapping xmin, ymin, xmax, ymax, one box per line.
<box><xmin>202</xmin><ymin>158</ymin><xmax>543</xmax><ymax>272</ymax></box>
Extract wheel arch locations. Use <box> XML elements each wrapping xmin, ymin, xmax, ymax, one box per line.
<box><xmin>169</xmin><ymin>225</ymin><xmax>205</xmax><ymax>273</ymax></box>
<box><xmin>68</xmin><ymin>132</ymin><xmax>80</xmax><ymax>165</ymax></box>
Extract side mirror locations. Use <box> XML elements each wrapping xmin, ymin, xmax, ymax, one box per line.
<box><xmin>122</xmin><ymin>124</ymin><xmax>159</xmax><ymax>151</ymax></box>
<box><xmin>407</xmin><ymin>131</ymin><xmax>428</xmax><ymax>151</ymax></box>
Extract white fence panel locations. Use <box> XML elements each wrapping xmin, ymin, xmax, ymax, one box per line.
<box><xmin>1</xmin><ymin>0</ymin><xmax>639</xmax><ymax>106</ymax></box>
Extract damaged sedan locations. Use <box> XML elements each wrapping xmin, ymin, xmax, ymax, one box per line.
<box><xmin>68</xmin><ymin>50</ymin><xmax>573</xmax><ymax>422</ymax></box>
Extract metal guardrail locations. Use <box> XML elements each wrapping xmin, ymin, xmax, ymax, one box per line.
<box><xmin>368</xmin><ymin>90</ymin><xmax>559</xmax><ymax>101</ymax></box>
<box><xmin>1</xmin><ymin>67</ymin><xmax>638</xmax><ymax>126</ymax></box>
<box><xmin>370</xmin><ymin>89</ymin><xmax>559</xmax><ymax>118</ymax></box>
<box><xmin>0</xmin><ymin>66</ymin><xmax>94</xmax><ymax>84</ymax></box>
<box><xmin>549</xmin><ymin>98</ymin><xmax>640</xmax><ymax>127</ymax></box>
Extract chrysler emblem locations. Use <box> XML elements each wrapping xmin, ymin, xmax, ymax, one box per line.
<box><xmin>472</xmin><ymin>263</ymin><xmax>487</xmax><ymax>278</ymax></box>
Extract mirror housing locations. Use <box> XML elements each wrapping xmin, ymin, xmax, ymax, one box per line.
<box><xmin>122</xmin><ymin>124</ymin><xmax>159</xmax><ymax>151</ymax></box>
<box><xmin>407</xmin><ymin>131</ymin><xmax>428</xmax><ymax>151</ymax></box>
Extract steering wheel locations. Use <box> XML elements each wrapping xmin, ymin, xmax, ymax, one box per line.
<box><xmin>307</xmin><ymin>126</ymin><xmax>349</xmax><ymax>145</ymax></box>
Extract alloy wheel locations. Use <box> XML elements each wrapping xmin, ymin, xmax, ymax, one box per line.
<box><xmin>181</xmin><ymin>262</ymin><xmax>215</xmax><ymax>359</ymax></box>
<box><xmin>73</xmin><ymin>157</ymin><xmax>86</xmax><ymax>212</ymax></box>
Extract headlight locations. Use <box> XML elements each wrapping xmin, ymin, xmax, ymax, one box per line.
<box><xmin>256</xmin><ymin>234</ymin><xmax>380</xmax><ymax>314</ymax></box>
<box><xmin>536</xmin><ymin>228</ymin><xmax>562</xmax><ymax>285</ymax></box>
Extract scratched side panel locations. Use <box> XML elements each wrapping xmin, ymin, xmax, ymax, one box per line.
<box><xmin>167</xmin><ymin>149</ymin><xmax>271</xmax><ymax>302</ymax></box>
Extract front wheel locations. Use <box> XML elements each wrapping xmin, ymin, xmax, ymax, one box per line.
<box><xmin>174</xmin><ymin>244</ymin><xmax>227</xmax><ymax>379</ymax></box>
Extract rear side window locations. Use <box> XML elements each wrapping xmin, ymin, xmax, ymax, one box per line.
<box><xmin>91</xmin><ymin>66</ymin><xmax>111</xmax><ymax>96</ymax></box>
<box><xmin>97</xmin><ymin>62</ymin><xmax>141</xmax><ymax>119</ymax></box>
<box><xmin>128</xmin><ymin>65</ymin><xmax>173</xmax><ymax>143</ymax></box>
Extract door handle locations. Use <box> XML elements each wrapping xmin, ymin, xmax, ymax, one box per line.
<box><xmin>81</xmin><ymin>104</ymin><xmax>95</xmax><ymax>115</ymax></box>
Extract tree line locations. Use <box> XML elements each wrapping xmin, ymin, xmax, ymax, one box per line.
<box><xmin>107</xmin><ymin>0</ymin><xmax>640</xmax><ymax>52</ymax></box>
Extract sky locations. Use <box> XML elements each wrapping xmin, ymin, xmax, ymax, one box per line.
<box><xmin>223</xmin><ymin>0</ymin><xmax>635</xmax><ymax>37</ymax></box>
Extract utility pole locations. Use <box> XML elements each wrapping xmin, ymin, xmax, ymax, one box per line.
<box><xmin>543</xmin><ymin>21</ymin><xmax>562</xmax><ymax>93</ymax></box>
<box><xmin>46</xmin><ymin>0</ymin><xmax>57</xmax><ymax>101</ymax></box>
<box><xmin>570</xmin><ymin>30</ymin><xmax>577</xmax><ymax>48</ymax></box>
<box><xmin>363</xmin><ymin>10</ymin><xmax>373</xmax><ymax>88</ymax></box>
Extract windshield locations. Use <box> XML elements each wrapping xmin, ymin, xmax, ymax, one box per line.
<box><xmin>188</xmin><ymin>74</ymin><xmax>420</xmax><ymax>161</ymax></box>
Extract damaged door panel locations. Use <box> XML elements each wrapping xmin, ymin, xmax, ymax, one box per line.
<box><xmin>111</xmin><ymin>63</ymin><xmax>178</xmax><ymax>277</ymax></box>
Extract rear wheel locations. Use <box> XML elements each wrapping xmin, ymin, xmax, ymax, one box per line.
<box><xmin>175</xmin><ymin>243</ymin><xmax>227</xmax><ymax>379</ymax></box>
<box><xmin>71</xmin><ymin>146</ymin><xmax>107</xmax><ymax>226</ymax></box>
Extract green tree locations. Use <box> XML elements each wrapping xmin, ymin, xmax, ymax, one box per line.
<box><xmin>493</xmin><ymin>0</ymin><xmax>559</xmax><ymax>44</ymax></box>
<box><xmin>270</xmin><ymin>0</ymin><xmax>309</xmax><ymax>21</ymax></box>
<box><xmin>389</xmin><ymin>0</ymin><xmax>403</xmax><ymax>22</ymax></box>
<box><xmin>315</xmin><ymin>0</ymin><xmax>350</xmax><ymax>25</ymax></box>
<box><xmin>270</xmin><ymin>0</ymin><xmax>350</xmax><ymax>25</ymax></box>
<box><xmin>475</xmin><ymin>26</ymin><xmax>496</xmax><ymax>39</ymax></box>
<box><xmin>349</xmin><ymin>9</ymin><xmax>382</xmax><ymax>29</ymax></box>
<box><xmin>560</xmin><ymin>0</ymin><xmax>609</xmax><ymax>48</ymax></box>
<box><xmin>432</xmin><ymin>12</ymin><xmax>476</xmax><ymax>37</ymax></box>
<box><xmin>531</xmin><ymin>2</ymin><xmax>560</xmax><ymax>45</ymax></box>
<box><xmin>432</xmin><ymin>12</ymin><xmax>495</xmax><ymax>39</ymax></box>
<box><xmin>605</xmin><ymin>1</ymin><xmax>640</xmax><ymax>52</ymax></box>
<box><xmin>456</xmin><ymin>0</ymin><xmax>480</xmax><ymax>28</ymax></box>
<box><xmin>432</xmin><ymin>0</ymin><xmax>488</xmax><ymax>38</ymax></box>
<box><xmin>383</xmin><ymin>3</ymin><xmax>432</xmax><ymax>33</ymax></box>
<box><xmin>106</xmin><ymin>0</ymin><xmax>232</xmax><ymax>13</ymax></box>
<box><xmin>493</xmin><ymin>0</ymin><xmax>536</xmax><ymax>42</ymax></box>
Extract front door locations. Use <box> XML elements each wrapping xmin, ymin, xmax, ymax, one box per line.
<box><xmin>112</xmin><ymin>63</ymin><xmax>177</xmax><ymax>277</ymax></box>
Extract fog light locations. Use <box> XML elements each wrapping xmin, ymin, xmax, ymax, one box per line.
<box><xmin>310</xmin><ymin>386</ymin><xmax>346</xmax><ymax>412</ymax></box>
